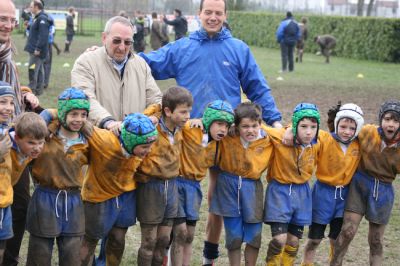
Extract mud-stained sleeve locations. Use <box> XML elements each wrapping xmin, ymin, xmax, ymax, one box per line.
<box><xmin>143</xmin><ymin>103</ymin><xmax>162</xmax><ymax>119</ymax></box>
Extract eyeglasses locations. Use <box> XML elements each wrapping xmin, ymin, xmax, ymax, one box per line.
<box><xmin>112</xmin><ymin>38</ymin><xmax>133</xmax><ymax>46</ymax></box>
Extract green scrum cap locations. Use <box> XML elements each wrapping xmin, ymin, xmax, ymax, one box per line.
<box><xmin>202</xmin><ymin>100</ymin><xmax>234</xmax><ymax>132</ymax></box>
<box><xmin>57</xmin><ymin>87</ymin><xmax>90</xmax><ymax>128</ymax></box>
<box><xmin>120</xmin><ymin>113</ymin><xmax>158</xmax><ymax>154</ymax></box>
<box><xmin>292</xmin><ymin>103</ymin><xmax>320</xmax><ymax>138</ymax></box>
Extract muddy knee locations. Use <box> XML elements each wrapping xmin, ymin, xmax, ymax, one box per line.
<box><xmin>306</xmin><ymin>239</ymin><xmax>321</xmax><ymax>251</ymax></box>
<box><xmin>226</xmin><ymin>238</ymin><xmax>242</xmax><ymax>251</ymax></box>
<box><xmin>341</xmin><ymin>224</ymin><xmax>357</xmax><ymax>241</ymax></box>
<box><xmin>140</xmin><ymin>236</ymin><xmax>157</xmax><ymax>256</ymax></box>
<box><xmin>185</xmin><ymin>232</ymin><xmax>194</xmax><ymax>245</ymax></box>
<box><xmin>173</xmin><ymin>228</ymin><xmax>187</xmax><ymax>245</ymax></box>
<box><xmin>108</xmin><ymin>230</ymin><xmax>126</xmax><ymax>249</ymax></box>
<box><xmin>266</xmin><ymin>238</ymin><xmax>284</xmax><ymax>259</ymax></box>
<box><xmin>156</xmin><ymin>235</ymin><xmax>171</xmax><ymax>250</ymax></box>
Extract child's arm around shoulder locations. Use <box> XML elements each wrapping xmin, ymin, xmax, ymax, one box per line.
<box><xmin>0</xmin><ymin>135</ymin><xmax>12</xmax><ymax>162</ymax></box>
<box><xmin>263</xmin><ymin>125</ymin><xmax>285</xmax><ymax>143</ymax></box>
<box><xmin>143</xmin><ymin>104</ymin><xmax>162</xmax><ymax>124</ymax></box>
<box><xmin>40</xmin><ymin>108</ymin><xmax>58</xmax><ymax>125</ymax></box>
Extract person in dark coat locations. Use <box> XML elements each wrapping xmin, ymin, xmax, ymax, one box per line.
<box><xmin>163</xmin><ymin>9</ymin><xmax>187</xmax><ymax>40</ymax></box>
<box><xmin>315</xmin><ymin>34</ymin><xmax>337</xmax><ymax>63</ymax></box>
<box><xmin>64</xmin><ymin>6</ymin><xmax>75</xmax><ymax>53</ymax></box>
<box><xmin>24</xmin><ymin>0</ymin><xmax>50</xmax><ymax>95</ymax></box>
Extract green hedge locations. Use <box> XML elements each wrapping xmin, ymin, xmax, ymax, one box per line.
<box><xmin>228</xmin><ymin>12</ymin><xmax>400</xmax><ymax>62</ymax></box>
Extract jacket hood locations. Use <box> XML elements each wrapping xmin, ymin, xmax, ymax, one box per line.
<box><xmin>189</xmin><ymin>27</ymin><xmax>232</xmax><ymax>41</ymax></box>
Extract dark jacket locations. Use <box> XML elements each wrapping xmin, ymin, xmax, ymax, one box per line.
<box><xmin>24</xmin><ymin>11</ymin><xmax>50</xmax><ymax>59</ymax></box>
<box><xmin>163</xmin><ymin>15</ymin><xmax>187</xmax><ymax>40</ymax></box>
<box><xmin>66</xmin><ymin>14</ymin><xmax>75</xmax><ymax>36</ymax></box>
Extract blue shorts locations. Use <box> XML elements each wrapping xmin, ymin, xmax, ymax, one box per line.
<box><xmin>0</xmin><ymin>206</ymin><xmax>13</xmax><ymax>240</ymax></box>
<box><xmin>26</xmin><ymin>186</ymin><xmax>84</xmax><ymax>237</ymax></box>
<box><xmin>84</xmin><ymin>190</ymin><xmax>136</xmax><ymax>239</ymax></box>
<box><xmin>209</xmin><ymin>171</ymin><xmax>264</xmax><ymax>223</ymax></box>
<box><xmin>312</xmin><ymin>180</ymin><xmax>349</xmax><ymax>224</ymax></box>
<box><xmin>223</xmin><ymin>217</ymin><xmax>262</xmax><ymax>249</ymax></box>
<box><xmin>136</xmin><ymin>178</ymin><xmax>178</xmax><ymax>224</ymax></box>
<box><xmin>345</xmin><ymin>171</ymin><xmax>394</xmax><ymax>225</ymax></box>
<box><xmin>176</xmin><ymin>177</ymin><xmax>202</xmax><ymax>221</ymax></box>
<box><xmin>264</xmin><ymin>179</ymin><xmax>312</xmax><ymax>226</ymax></box>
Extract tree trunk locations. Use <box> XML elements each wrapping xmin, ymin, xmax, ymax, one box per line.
<box><xmin>366</xmin><ymin>0</ymin><xmax>376</xmax><ymax>16</ymax></box>
<box><xmin>357</xmin><ymin>0</ymin><xmax>365</xmax><ymax>16</ymax></box>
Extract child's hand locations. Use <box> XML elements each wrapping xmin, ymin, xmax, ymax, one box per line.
<box><xmin>272</xmin><ymin>121</ymin><xmax>283</xmax><ymax>129</ymax></box>
<box><xmin>282</xmin><ymin>127</ymin><xmax>294</xmax><ymax>146</ymax></box>
<box><xmin>190</xmin><ymin>119</ymin><xmax>203</xmax><ymax>130</ymax></box>
<box><xmin>228</xmin><ymin>124</ymin><xmax>236</xmax><ymax>137</ymax></box>
<box><xmin>149</xmin><ymin>115</ymin><xmax>159</xmax><ymax>126</ymax></box>
<box><xmin>0</xmin><ymin>135</ymin><xmax>12</xmax><ymax>159</ymax></box>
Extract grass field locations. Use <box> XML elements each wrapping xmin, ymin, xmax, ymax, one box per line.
<box><xmin>11</xmin><ymin>32</ymin><xmax>400</xmax><ymax>265</ymax></box>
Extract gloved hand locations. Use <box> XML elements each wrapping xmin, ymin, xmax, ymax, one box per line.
<box><xmin>327</xmin><ymin>101</ymin><xmax>342</xmax><ymax>132</ymax></box>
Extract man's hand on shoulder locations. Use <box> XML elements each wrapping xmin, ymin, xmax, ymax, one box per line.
<box><xmin>105</xmin><ymin>121</ymin><xmax>122</xmax><ymax>136</ymax></box>
<box><xmin>24</xmin><ymin>92</ymin><xmax>39</xmax><ymax>109</ymax></box>
<box><xmin>85</xmin><ymin>45</ymin><xmax>99</xmax><ymax>53</ymax></box>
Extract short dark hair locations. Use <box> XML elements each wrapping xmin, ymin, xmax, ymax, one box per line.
<box><xmin>162</xmin><ymin>86</ymin><xmax>193</xmax><ymax>116</ymax></box>
<box><xmin>174</xmin><ymin>9</ymin><xmax>182</xmax><ymax>16</ymax></box>
<box><xmin>152</xmin><ymin>12</ymin><xmax>157</xmax><ymax>19</ymax></box>
<box><xmin>33</xmin><ymin>0</ymin><xmax>44</xmax><ymax>10</ymax></box>
<box><xmin>200</xmin><ymin>0</ymin><xmax>227</xmax><ymax>12</ymax></box>
<box><xmin>234</xmin><ymin>102</ymin><xmax>262</xmax><ymax>126</ymax></box>
<box><xmin>382</xmin><ymin>111</ymin><xmax>400</xmax><ymax>122</ymax></box>
<box><xmin>14</xmin><ymin>112</ymin><xmax>48</xmax><ymax>139</ymax></box>
<box><xmin>286</xmin><ymin>11</ymin><xmax>293</xmax><ymax>18</ymax></box>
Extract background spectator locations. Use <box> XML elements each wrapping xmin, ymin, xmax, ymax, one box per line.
<box><xmin>163</xmin><ymin>9</ymin><xmax>187</xmax><ymax>40</ymax></box>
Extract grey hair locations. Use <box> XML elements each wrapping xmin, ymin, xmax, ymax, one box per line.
<box><xmin>104</xmin><ymin>16</ymin><xmax>134</xmax><ymax>34</ymax></box>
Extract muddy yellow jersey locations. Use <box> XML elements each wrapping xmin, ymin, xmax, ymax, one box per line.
<box><xmin>82</xmin><ymin>127</ymin><xmax>142</xmax><ymax>203</ymax></box>
<box><xmin>179</xmin><ymin>123</ymin><xmax>217</xmax><ymax>181</ymax></box>
<box><xmin>0</xmin><ymin>151</ymin><xmax>13</xmax><ymax>208</ymax></box>
<box><xmin>217</xmin><ymin>126</ymin><xmax>273</xmax><ymax>180</ymax></box>
<box><xmin>32</xmin><ymin>121</ymin><xmax>88</xmax><ymax>189</ymax></box>
<box><xmin>135</xmin><ymin>123</ymin><xmax>182</xmax><ymax>183</ymax></box>
<box><xmin>357</xmin><ymin>124</ymin><xmax>400</xmax><ymax>183</ymax></box>
<box><xmin>265</xmin><ymin>127</ymin><xmax>320</xmax><ymax>184</ymax></box>
<box><xmin>316</xmin><ymin>130</ymin><xmax>360</xmax><ymax>186</ymax></box>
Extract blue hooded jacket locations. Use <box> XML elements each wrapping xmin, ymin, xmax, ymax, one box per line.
<box><xmin>139</xmin><ymin>27</ymin><xmax>281</xmax><ymax>125</ymax></box>
<box><xmin>276</xmin><ymin>17</ymin><xmax>301</xmax><ymax>45</ymax></box>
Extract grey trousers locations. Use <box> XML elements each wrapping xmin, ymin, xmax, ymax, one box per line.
<box><xmin>28</xmin><ymin>53</ymin><xmax>45</xmax><ymax>95</ymax></box>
